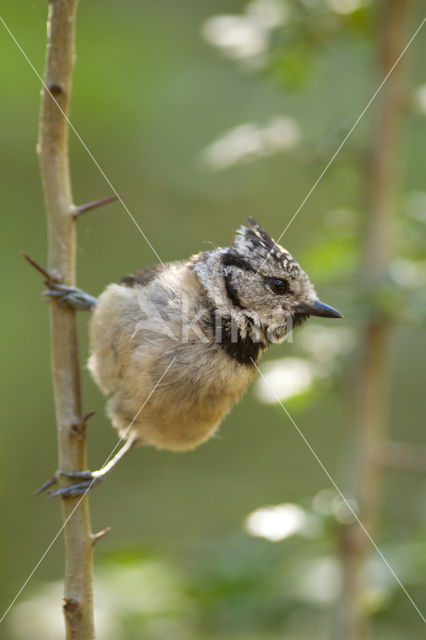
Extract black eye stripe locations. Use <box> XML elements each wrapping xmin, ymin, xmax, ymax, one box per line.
<box><xmin>223</xmin><ymin>274</ymin><xmax>246</xmax><ymax>309</ymax></box>
<box><xmin>220</xmin><ymin>253</ymin><xmax>256</xmax><ymax>273</ymax></box>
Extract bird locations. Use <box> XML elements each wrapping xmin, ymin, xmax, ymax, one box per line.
<box><xmin>44</xmin><ymin>218</ymin><xmax>342</xmax><ymax>497</ymax></box>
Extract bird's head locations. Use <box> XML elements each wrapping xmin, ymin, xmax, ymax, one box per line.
<box><xmin>193</xmin><ymin>218</ymin><xmax>342</xmax><ymax>349</ymax></box>
<box><xmin>216</xmin><ymin>218</ymin><xmax>342</xmax><ymax>343</ymax></box>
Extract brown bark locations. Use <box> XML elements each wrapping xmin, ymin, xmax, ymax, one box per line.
<box><xmin>336</xmin><ymin>2</ymin><xmax>411</xmax><ymax>639</ymax></box>
<box><xmin>38</xmin><ymin>1</ymin><xmax>95</xmax><ymax>638</ymax></box>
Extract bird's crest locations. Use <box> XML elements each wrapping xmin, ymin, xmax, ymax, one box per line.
<box><xmin>232</xmin><ymin>216</ymin><xmax>291</xmax><ymax>267</ymax></box>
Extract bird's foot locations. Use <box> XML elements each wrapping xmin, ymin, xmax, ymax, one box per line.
<box><xmin>42</xmin><ymin>283</ymin><xmax>97</xmax><ymax>311</ymax></box>
<box><xmin>48</xmin><ymin>470</ymin><xmax>105</xmax><ymax>498</ymax></box>
<box><xmin>35</xmin><ymin>469</ymin><xmax>105</xmax><ymax>499</ymax></box>
<box><xmin>35</xmin><ymin>437</ymin><xmax>138</xmax><ymax>499</ymax></box>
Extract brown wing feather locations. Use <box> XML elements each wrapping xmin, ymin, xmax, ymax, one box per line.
<box><xmin>120</xmin><ymin>261</ymin><xmax>181</xmax><ymax>287</ymax></box>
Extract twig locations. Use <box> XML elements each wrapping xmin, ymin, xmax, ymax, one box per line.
<box><xmin>37</xmin><ymin>1</ymin><xmax>95</xmax><ymax>638</ymax></box>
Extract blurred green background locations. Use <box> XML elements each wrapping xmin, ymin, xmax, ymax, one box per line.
<box><xmin>1</xmin><ymin>0</ymin><xmax>425</xmax><ymax>638</ymax></box>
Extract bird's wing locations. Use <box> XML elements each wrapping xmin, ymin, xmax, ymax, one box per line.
<box><xmin>120</xmin><ymin>261</ymin><xmax>181</xmax><ymax>287</ymax></box>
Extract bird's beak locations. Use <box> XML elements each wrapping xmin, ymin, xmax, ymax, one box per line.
<box><xmin>297</xmin><ymin>299</ymin><xmax>343</xmax><ymax>318</ymax></box>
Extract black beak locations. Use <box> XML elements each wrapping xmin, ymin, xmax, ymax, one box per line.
<box><xmin>298</xmin><ymin>300</ymin><xmax>343</xmax><ymax>319</ymax></box>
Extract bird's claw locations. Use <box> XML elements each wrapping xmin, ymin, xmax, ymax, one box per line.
<box><xmin>48</xmin><ymin>471</ymin><xmax>104</xmax><ymax>499</ymax></box>
<box><xmin>42</xmin><ymin>283</ymin><xmax>97</xmax><ymax>311</ymax></box>
<box><xmin>34</xmin><ymin>437</ymin><xmax>137</xmax><ymax>499</ymax></box>
<box><xmin>34</xmin><ymin>474</ymin><xmax>57</xmax><ymax>496</ymax></box>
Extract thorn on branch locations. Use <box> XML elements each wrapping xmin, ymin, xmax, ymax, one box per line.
<box><xmin>22</xmin><ymin>252</ymin><xmax>60</xmax><ymax>285</ymax></box>
<box><xmin>72</xmin><ymin>193</ymin><xmax>124</xmax><ymax>220</ymax></box>
<box><xmin>92</xmin><ymin>526</ymin><xmax>112</xmax><ymax>546</ymax></box>
<box><xmin>70</xmin><ymin>411</ymin><xmax>96</xmax><ymax>440</ymax></box>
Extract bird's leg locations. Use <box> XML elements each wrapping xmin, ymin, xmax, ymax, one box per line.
<box><xmin>48</xmin><ymin>434</ymin><xmax>139</xmax><ymax>499</ymax></box>
<box><xmin>42</xmin><ymin>282</ymin><xmax>97</xmax><ymax>311</ymax></box>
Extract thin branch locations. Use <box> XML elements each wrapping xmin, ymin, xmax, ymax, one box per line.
<box><xmin>37</xmin><ymin>1</ymin><xmax>95</xmax><ymax>638</ymax></box>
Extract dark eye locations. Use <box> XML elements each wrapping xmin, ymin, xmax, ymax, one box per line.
<box><xmin>265</xmin><ymin>277</ymin><xmax>290</xmax><ymax>295</ymax></box>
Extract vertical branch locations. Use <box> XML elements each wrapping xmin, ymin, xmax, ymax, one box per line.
<box><xmin>38</xmin><ymin>1</ymin><xmax>95</xmax><ymax>638</ymax></box>
<box><xmin>337</xmin><ymin>1</ymin><xmax>411</xmax><ymax>638</ymax></box>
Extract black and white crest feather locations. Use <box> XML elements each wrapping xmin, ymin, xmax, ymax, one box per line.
<box><xmin>231</xmin><ymin>216</ymin><xmax>293</xmax><ymax>270</ymax></box>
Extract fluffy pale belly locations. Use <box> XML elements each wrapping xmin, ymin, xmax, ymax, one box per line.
<box><xmin>104</xmin><ymin>360</ymin><xmax>255</xmax><ymax>451</ymax></box>
<box><xmin>88</xmin><ymin>282</ymin><xmax>256</xmax><ymax>451</ymax></box>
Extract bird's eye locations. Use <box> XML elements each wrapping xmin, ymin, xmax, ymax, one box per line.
<box><xmin>265</xmin><ymin>277</ymin><xmax>290</xmax><ymax>295</ymax></box>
